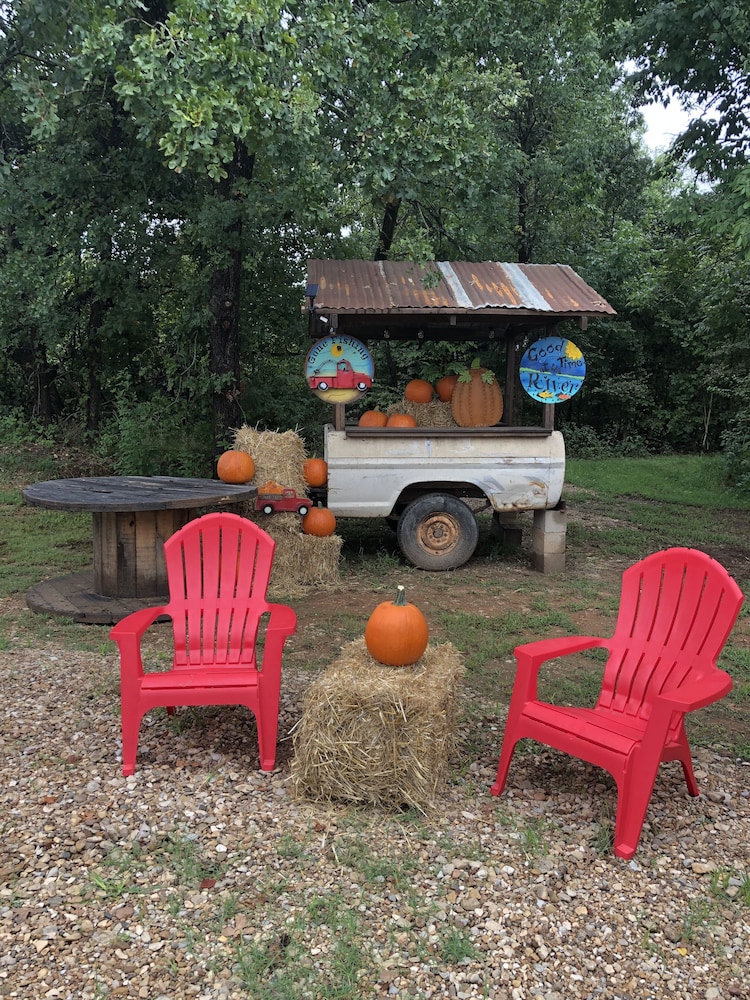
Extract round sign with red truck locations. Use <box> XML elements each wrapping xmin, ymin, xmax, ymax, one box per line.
<box><xmin>305</xmin><ymin>335</ymin><xmax>374</xmax><ymax>404</ymax></box>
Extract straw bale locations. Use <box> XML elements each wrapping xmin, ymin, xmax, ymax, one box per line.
<box><xmin>230</xmin><ymin>425</ymin><xmax>342</xmax><ymax>596</ymax></box>
<box><xmin>291</xmin><ymin>637</ymin><xmax>465</xmax><ymax>811</ymax></box>
<box><xmin>267</xmin><ymin>531</ymin><xmax>343</xmax><ymax>599</ymax></box>
<box><xmin>233</xmin><ymin>425</ymin><xmax>307</xmax><ymax>493</ymax></box>
<box><xmin>386</xmin><ymin>399</ymin><xmax>457</xmax><ymax>428</ymax></box>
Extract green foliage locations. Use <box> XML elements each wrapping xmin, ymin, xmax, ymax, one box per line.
<box><xmin>97</xmin><ymin>391</ymin><xmax>213</xmax><ymax>477</ymax></box>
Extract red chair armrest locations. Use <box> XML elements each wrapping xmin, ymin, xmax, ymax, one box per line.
<box><xmin>511</xmin><ymin>636</ymin><xmax>609</xmax><ymax>703</ymax></box>
<box><xmin>110</xmin><ymin>606</ymin><xmax>169</xmax><ymax>681</ymax></box>
<box><xmin>657</xmin><ymin>669</ymin><xmax>733</xmax><ymax>713</ymax></box>
<box><xmin>110</xmin><ymin>606</ymin><xmax>168</xmax><ymax>642</ymax></box>
<box><xmin>514</xmin><ymin>635</ymin><xmax>609</xmax><ymax>671</ymax></box>
<box><xmin>259</xmin><ymin>603</ymin><xmax>297</xmax><ymax>674</ymax></box>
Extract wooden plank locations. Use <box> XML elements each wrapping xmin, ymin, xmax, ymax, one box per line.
<box><xmin>25</xmin><ymin>573</ymin><xmax>170</xmax><ymax>625</ymax></box>
<box><xmin>116</xmin><ymin>510</ymin><xmax>138</xmax><ymax>598</ymax></box>
<box><xmin>93</xmin><ymin>512</ymin><xmax>120</xmax><ymax>597</ymax></box>
<box><xmin>134</xmin><ymin>510</ymin><xmax>159</xmax><ymax>598</ymax></box>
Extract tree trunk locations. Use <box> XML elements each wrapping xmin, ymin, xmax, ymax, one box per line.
<box><xmin>209</xmin><ymin>145</ymin><xmax>255</xmax><ymax>456</ymax></box>
<box><xmin>374</xmin><ymin>198</ymin><xmax>401</xmax><ymax>261</ymax></box>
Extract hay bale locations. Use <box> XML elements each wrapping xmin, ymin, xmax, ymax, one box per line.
<box><xmin>233</xmin><ymin>425</ymin><xmax>308</xmax><ymax>493</ymax></box>
<box><xmin>231</xmin><ymin>425</ymin><xmax>341</xmax><ymax>596</ymax></box>
<box><xmin>386</xmin><ymin>399</ymin><xmax>457</xmax><ymax>427</ymax></box>
<box><xmin>267</xmin><ymin>531</ymin><xmax>343</xmax><ymax>599</ymax></box>
<box><xmin>291</xmin><ymin>638</ymin><xmax>465</xmax><ymax>811</ymax></box>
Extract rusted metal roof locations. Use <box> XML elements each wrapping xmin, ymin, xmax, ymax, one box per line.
<box><xmin>306</xmin><ymin>259</ymin><xmax>615</xmax><ymax>318</ymax></box>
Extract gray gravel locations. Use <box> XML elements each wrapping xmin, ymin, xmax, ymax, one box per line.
<box><xmin>1</xmin><ymin>644</ymin><xmax>749</xmax><ymax>1000</ymax></box>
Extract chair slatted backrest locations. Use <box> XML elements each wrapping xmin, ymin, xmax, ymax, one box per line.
<box><xmin>597</xmin><ymin>548</ymin><xmax>743</xmax><ymax>723</ymax></box>
<box><xmin>162</xmin><ymin>513</ymin><xmax>276</xmax><ymax>667</ymax></box>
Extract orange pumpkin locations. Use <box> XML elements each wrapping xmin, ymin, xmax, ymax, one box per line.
<box><xmin>404</xmin><ymin>379</ymin><xmax>434</xmax><ymax>403</ymax></box>
<box><xmin>364</xmin><ymin>585</ymin><xmax>429</xmax><ymax>666</ymax></box>
<box><xmin>451</xmin><ymin>359</ymin><xmax>503</xmax><ymax>427</ymax></box>
<box><xmin>217</xmin><ymin>450</ymin><xmax>255</xmax><ymax>484</ymax></box>
<box><xmin>386</xmin><ymin>413</ymin><xmax>417</xmax><ymax>427</ymax></box>
<box><xmin>436</xmin><ymin>374</ymin><xmax>458</xmax><ymax>402</ymax></box>
<box><xmin>358</xmin><ymin>409</ymin><xmax>389</xmax><ymax>428</ymax></box>
<box><xmin>303</xmin><ymin>457</ymin><xmax>328</xmax><ymax>488</ymax></box>
<box><xmin>301</xmin><ymin>506</ymin><xmax>337</xmax><ymax>537</ymax></box>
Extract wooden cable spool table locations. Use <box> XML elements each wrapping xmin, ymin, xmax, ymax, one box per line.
<box><xmin>21</xmin><ymin>476</ymin><xmax>257</xmax><ymax>624</ymax></box>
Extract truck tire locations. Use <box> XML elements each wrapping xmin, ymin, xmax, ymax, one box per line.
<box><xmin>397</xmin><ymin>493</ymin><xmax>479</xmax><ymax>570</ymax></box>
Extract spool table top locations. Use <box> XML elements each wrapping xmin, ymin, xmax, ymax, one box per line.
<box><xmin>22</xmin><ymin>475</ymin><xmax>257</xmax><ymax>512</ymax></box>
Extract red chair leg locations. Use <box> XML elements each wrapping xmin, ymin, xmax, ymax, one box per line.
<box><xmin>490</xmin><ymin>737</ymin><xmax>519</xmax><ymax>796</ymax></box>
<box><xmin>255</xmin><ymin>702</ymin><xmax>279</xmax><ymax>772</ymax></box>
<box><xmin>121</xmin><ymin>707</ymin><xmax>142</xmax><ymax>777</ymax></box>
<box><xmin>613</xmin><ymin>765</ymin><xmax>661</xmax><ymax>860</ymax></box>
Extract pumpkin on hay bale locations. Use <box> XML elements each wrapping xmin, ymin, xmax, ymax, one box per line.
<box><xmin>290</xmin><ymin>637</ymin><xmax>465</xmax><ymax>811</ymax></box>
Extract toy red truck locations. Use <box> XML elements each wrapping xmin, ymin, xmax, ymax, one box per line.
<box><xmin>307</xmin><ymin>359</ymin><xmax>372</xmax><ymax>392</ymax></box>
<box><xmin>254</xmin><ymin>482</ymin><xmax>311</xmax><ymax>516</ymax></box>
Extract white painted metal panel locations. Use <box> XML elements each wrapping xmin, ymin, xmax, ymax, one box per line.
<box><xmin>323</xmin><ymin>426</ymin><xmax>565</xmax><ymax>517</ymax></box>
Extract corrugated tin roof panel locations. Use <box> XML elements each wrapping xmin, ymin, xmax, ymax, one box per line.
<box><xmin>307</xmin><ymin>259</ymin><xmax>615</xmax><ymax>316</ymax></box>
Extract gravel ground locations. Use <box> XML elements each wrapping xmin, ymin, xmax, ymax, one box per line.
<box><xmin>1</xmin><ymin>642</ymin><xmax>749</xmax><ymax>1000</ymax></box>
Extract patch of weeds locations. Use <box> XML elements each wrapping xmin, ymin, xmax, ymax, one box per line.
<box><xmin>234</xmin><ymin>903</ymin><xmax>367</xmax><ymax>1000</ymax></box>
<box><xmin>337</xmin><ymin>838</ymin><xmax>417</xmax><ymax>892</ymax></box>
<box><xmin>521</xmin><ymin>815</ymin><xmax>549</xmax><ymax>859</ymax></box>
<box><xmin>592</xmin><ymin>812</ymin><xmax>615</xmax><ymax>856</ymax></box>
<box><xmin>709</xmin><ymin>866</ymin><xmax>750</xmax><ymax>907</ymax></box>
<box><xmin>682</xmin><ymin>896</ymin><xmax>716</xmax><ymax>942</ymax></box>
<box><xmin>158</xmin><ymin>832</ymin><xmax>224</xmax><ymax>887</ymax></box>
<box><xmin>638</xmin><ymin>916</ymin><xmax>664</xmax><ymax>957</ymax></box>
<box><xmin>735</xmin><ymin>869</ymin><xmax>750</xmax><ymax>906</ymax></box>
<box><xmin>89</xmin><ymin>870</ymin><xmax>130</xmax><ymax>900</ymax></box>
<box><xmin>220</xmin><ymin>891</ymin><xmax>242</xmax><ymax>923</ymax></box>
<box><xmin>276</xmin><ymin>830</ymin><xmax>310</xmax><ymax>860</ymax></box>
<box><xmin>439</xmin><ymin>926</ymin><xmax>478</xmax><ymax>964</ymax></box>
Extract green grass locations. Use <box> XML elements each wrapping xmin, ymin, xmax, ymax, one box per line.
<box><xmin>566</xmin><ymin>454</ymin><xmax>750</xmax><ymax>509</ymax></box>
<box><xmin>0</xmin><ymin>501</ymin><xmax>91</xmax><ymax>597</ymax></box>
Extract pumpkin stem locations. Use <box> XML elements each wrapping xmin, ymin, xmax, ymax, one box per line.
<box><xmin>394</xmin><ymin>585</ymin><xmax>407</xmax><ymax>606</ymax></box>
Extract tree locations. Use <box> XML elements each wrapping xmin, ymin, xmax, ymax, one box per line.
<box><xmin>615</xmin><ymin>0</ymin><xmax>750</xmax><ymax>252</ymax></box>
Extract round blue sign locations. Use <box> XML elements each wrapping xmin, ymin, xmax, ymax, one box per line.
<box><xmin>305</xmin><ymin>335</ymin><xmax>374</xmax><ymax>404</ymax></box>
<box><xmin>519</xmin><ymin>337</ymin><xmax>586</xmax><ymax>403</ymax></box>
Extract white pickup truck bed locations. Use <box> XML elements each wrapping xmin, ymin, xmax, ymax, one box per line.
<box><xmin>321</xmin><ymin>423</ymin><xmax>565</xmax><ymax>569</ymax></box>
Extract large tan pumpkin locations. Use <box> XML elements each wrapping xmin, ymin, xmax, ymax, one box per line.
<box><xmin>450</xmin><ymin>359</ymin><xmax>503</xmax><ymax>427</ymax></box>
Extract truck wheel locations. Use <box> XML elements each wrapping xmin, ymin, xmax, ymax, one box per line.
<box><xmin>298</xmin><ymin>504</ymin><xmax>310</xmax><ymax>516</ymax></box>
<box><xmin>317</xmin><ymin>380</ymin><xmax>329</xmax><ymax>391</ymax></box>
<box><xmin>397</xmin><ymin>494</ymin><xmax>479</xmax><ymax>570</ymax></box>
<box><xmin>261</xmin><ymin>504</ymin><xmax>274</xmax><ymax>515</ymax></box>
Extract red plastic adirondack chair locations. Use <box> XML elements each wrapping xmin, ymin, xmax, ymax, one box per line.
<box><xmin>491</xmin><ymin>547</ymin><xmax>744</xmax><ymax>859</ymax></box>
<box><xmin>110</xmin><ymin>512</ymin><xmax>297</xmax><ymax>776</ymax></box>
